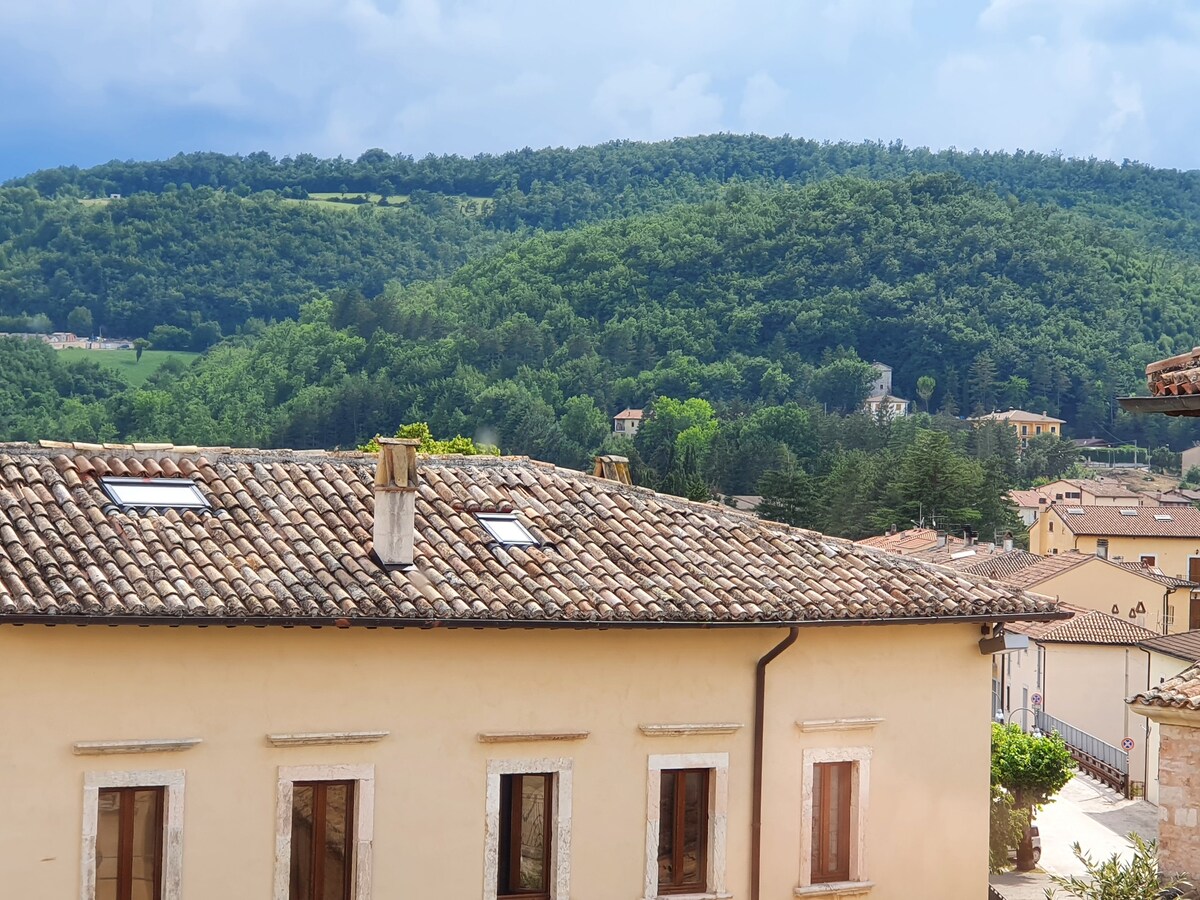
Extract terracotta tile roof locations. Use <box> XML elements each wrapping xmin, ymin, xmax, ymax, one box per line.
<box><xmin>0</xmin><ymin>443</ymin><xmax>1063</xmax><ymax>627</ymax></box>
<box><xmin>854</xmin><ymin>528</ymin><xmax>942</xmax><ymax>554</ymax></box>
<box><xmin>1139</xmin><ymin>631</ymin><xmax>1200</xmax><ymax>663</ymax></box>
<box><xmin>1009</xmin><ymin>602</ymin><xmax>1158</xmax><ymax>644</ymax></box>
<box><xmin>1129</xmin><ymin>662</ymin><xmax>1200</xmax><ymax>711</ymax></box>
<box><xmin>1053</xmin><ymin>506</ymin><xmax>1200</xmax><ymax>537</ymax></box>
<box><xmin>1071</xmin><ymin>481</ymin><xmax>1140</xmax><ymax>499</ymax></box>
<box><xmin>1110</xmin><ymin>561</ymin><xmax>1197</xmax><ymax>588</ymax></box>
<box><xmin>897</xmin><ymin>544</ymin><xmax>1091</xmax><ymax>587</ymax></box>
<box><xmin>959</xmin><ymin>551</ymin><xmax>1093</xmax><ymax>588</ymax></box>
<box><xmin>1008</xmin><ymin>489</ymin><xmax>1048</xmax><ymax>508</ymax></box>
<box><xmin>613</xmin><ymin>408</ymin><xmax>644</xmax><ymax>420</ymax></box>
<box><xmin>969</xmin><ymin>409</ymin><xmax>1065</xmax><ymax>424</ymax></box>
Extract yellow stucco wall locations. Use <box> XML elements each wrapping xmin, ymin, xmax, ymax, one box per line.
<box><xmin>0</xmin><ymin>622</ymin><xmax>992</xmax><ymax>899</ymax></box>
<box><xmin>1000</xmin><ymin>640</ymin><xmax>1152</xmax><ymax>797</ymax></box>
<box><xmin>1034</xmin><ymin>559</ymin><xmax>1182</xmax><ymax>633</ymax></box>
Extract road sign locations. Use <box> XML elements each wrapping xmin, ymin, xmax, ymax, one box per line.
<box><xmin>1121</xmin><ymin>737</ymin><xmax>1135</xmax><ymax>751</ymax></box>
<box><xmin>1031</xmin><ymin>692</ymin><xmax>1042</xmax><ymax>707</ymax></box>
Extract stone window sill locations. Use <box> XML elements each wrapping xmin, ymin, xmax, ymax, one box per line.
<box><xmin>794</xmin><ymin>881</ymin><xmax>874</xmax><ymax>898</ymax></box>
<box><xmin>650</xmin><ymin>893</ymin><xmax>733</xmax><ymax>900</ymax></box>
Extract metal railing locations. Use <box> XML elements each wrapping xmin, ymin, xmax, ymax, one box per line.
<box><xmin>1036</xmin><ymin>710</ymin><xmax>1129</xmax><ymax>793</ymax></box>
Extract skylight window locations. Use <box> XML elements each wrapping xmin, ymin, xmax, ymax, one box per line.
<box><xmin>476</xmin><ymin>512</ymin><xmax>537</xmax><ymax>546</ymax></box>
<box><xmin>100</xmin><ymin>477</ymin><xmax>210</xmax><ymax>511</ymax></box>
<box><xmin>1155</xmin><ymin>514</ymin><xmax>1173</xmax><ymax>522</ymax></box>
<box><xmin>1119</xmin><ymin>509</ymin><xmax>1138</xmax><ymax>516</ymax></box>
<box><xmin>1066</xmin><ymin>507</ymin><xmax>1085</xmax><ymax>515</ymax></box>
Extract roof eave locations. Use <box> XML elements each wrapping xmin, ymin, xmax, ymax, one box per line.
<box><xmin>0</xmin><ymin>609</ymin><xmax>1069</xmax><ymax>629</ymax></box>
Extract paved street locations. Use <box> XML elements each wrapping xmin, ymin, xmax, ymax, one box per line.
<box><xmin>991</xmin><ymin>774</ymin><xmax>1159</xmax><ymax>899</ymax></box>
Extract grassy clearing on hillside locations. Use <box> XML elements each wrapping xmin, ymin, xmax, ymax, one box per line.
<box><xmin>78</xmin><ymin>198</ymin><xmax>112</xmax><ymax>206</ymax></box>
<box><xmin>58</xmin><ymin>348</ymin><xmax>200</xmax><ymax>387</ymax></box>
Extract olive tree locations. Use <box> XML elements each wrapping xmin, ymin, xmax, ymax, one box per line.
<box><xmin>1045</xmin><ymin>833</ymin><xmax>1190</xmax><ymax>899</ymax></box>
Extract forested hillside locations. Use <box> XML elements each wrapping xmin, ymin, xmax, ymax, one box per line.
<box><xmin>0</xmin><ymin>187</ymin><xmax>497</xmax><ymax>340</ymax></box>
<box><xmin>13</xmin><ymin>134</ymin><xmax>1200</xmax><ymax>255</ymax></box>
<box><xmin>4</xmin><ymin>135</ymin><xmax>1200</xmax><ymax>539</ymax></box>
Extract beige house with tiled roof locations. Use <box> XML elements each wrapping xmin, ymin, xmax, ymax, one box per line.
<box><xmin>1031</xmin><ymin>506</ymin><xmax>1200</xmax><ymax>629</ymax></box>
<box><xmin>1130</xmin><ymin>662</ymin><xmax>1200</xmax><ymax>876</ymax></box>
<box><xmin>968</xmin><ymin>409</ymin><xmax>1065</xmax><ymax>449</ymax></box>
<box><xmin>1004</xmin><ymin>604</ymin><xmax>1158</xmax><ymax>796</ymax></box>
<box><xmin>0</xmin><ymin>441</ymin><xmax>1063</xmax><ymax>900</ymax></box>
<box><xmin>870</xmin><ymin>535</ymin><xmax>1200</xmax><ymax>796</ymax></box>
<box><xmin>612</xmin><ymin>407</ymin><xmax>643</xmax><ymax>436</ymax></box>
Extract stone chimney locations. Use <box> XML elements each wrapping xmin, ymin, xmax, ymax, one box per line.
<box><xmin>592</xmin><ymin>455</ymin><xmax>632</xmax><ymax>485</ymax></box>
<box><xmin>374</xmin><ymin>438</ymin><xmax>420</xmax><ymax>566</ymax></box>
<box><xmin>1003</xmin><ymin>531</ymin><xmax>1014</xmax><ymax>553</ymax></box>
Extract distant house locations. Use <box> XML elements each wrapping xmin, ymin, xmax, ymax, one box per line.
<box><xmin>1008</xmin><ymin>489</ymin><xmax>1049</xmax><ymax>526</ymax></box>
<box><xmin>612</xmin><ymin>407</ymin><xmax>643</xmax><ymax>437</ymax></box>
<box><xmin>968</xmin><ymin>409</ymin><xmax>1065</xmax><ymax>448</ymax></box>
<box><xmin>1183</xmin><ymin>444</ymin><xmax>1200</xmax><ymax>474</ymax></box>
<box><xmin>862</xmin><ymin>394</ymin><xmax>911</xmax><ymax>419</ymax></box>
<box><xmin>1037</xmin><ymin>477</ymin><xmax>1152</xmax><ymax>508</ymax></box>
<box><xmin>1006</xmin><ymin>603</ymin><xmax>1158</xmax><ymax>795</ymax></box>
<box><xmin>1030</xmin><ymin>506</ymin><xmax>1200</xmax><ymax>626</ymax></box>
<box><xmin>855</xmin><ymin>527</ymin><xmax>946</xmax><ymax>555</ymax></box>
<box><xmin>860</xmin><ymin>362</ymin><xmax>911</xmax><ymax>419</ymax></box>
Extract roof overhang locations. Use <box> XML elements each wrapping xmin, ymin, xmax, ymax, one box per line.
<box><xmin>1127</xmin><ymin>702</ymin><xmax>1200</xmax><ymax>727</ymax></box>
<box><xmin>1118</xmin><ymin>395</ymin><xmax>1200</xmax><ymax>417</ymax></box>
<box><xmin>0</xmin><ymin>610</ymin><xmax>1071</xmax><ymax>630</ymax></box>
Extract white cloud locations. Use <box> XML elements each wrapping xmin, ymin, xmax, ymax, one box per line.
<box><xmin>2</xmin><ymin>0</ymin><xmax>1200</xmax><ymax>175</ymax></box>
<box><xmin>740</xmin><ymin>72</ymin><xmax>788</xmax><ymax>131</ymax></box>
<box><xmin>592</xmin><ymin>64</ymin><xmax>724</xmax><ymax>140</ymax></box>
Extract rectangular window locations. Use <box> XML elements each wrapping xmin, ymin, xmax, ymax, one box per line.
<box><xmin>82</xmin><ymin>771</ymin><xmax>184</xmax><ymax>900</ymax></box>
<box><xmin>289</xmin><ymin>781</ymin><xmax>355</xmax><ymax>900</ymax></box>
<box><xmin>1021</xmin><ymin>425</ymin><xmax>1028</xmax><ymax>435</ymax></box>
<box><xmin>485</xmin><ymin>759</ymin><xmax>572</xmax><ymax>900</ymax></box>
<box><xmin>1140</xmin><ymin>555</ymin><xmax>1157</xmax><ymax>568</ymax></box>
<box><xmin>96</xmin><ymin>787</ymin><xmax>164</xmax><ymax>900</ymax></box>
<box><xmin>274</xmin><ymin>765</ymin><xmax>373</xmax><ymax>900</ymax></box>
<box><xmin>810</xmin><ymin>763</ymin><xmax>852</xmax><ymax>883</ymax></box>
<box><xmin>657</xmin><ymin>769</ymin><xmax>709</xmax><ymax>894</ymax></box>
<box><xmin>498</xmin><ymin>774</ymin><xmax>552</xmax><ymax>899</ymax></box>
<box><xmin>799</xmin><ymin>748</ymin><xmax>870</xmax><ymax>893</ymax></box>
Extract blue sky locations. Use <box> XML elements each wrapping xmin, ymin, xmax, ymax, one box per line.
<box><xmin>2</xmin><ymin>0</ymin><xmax>1198</xmax><ymax>181</ymax></box>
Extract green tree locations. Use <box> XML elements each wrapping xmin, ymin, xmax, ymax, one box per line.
<box><xmin>969</xmin><ymin>351</ymin><xmax>999</xmax><ymax>415</ymax></box>
<box><xmin>916</xmin><ymin>375</ymin><xmax>936</xmax><ymax>413</ymax></box>
<box><xmin>991</xmin><ymin>723</ymin><xmax>1075</xmax><ymax>871</ymax></box>
<box><xmin>989</xmin><ymin>785</ymin><xmax>1028</xmax><ymax>873</ymax></box>
<box><xmin>1045</xmin><ymin>833</ymin><xmax>1187</xmax><ymax>899</ymax></box>
<box><xmin>756</xmin><ymin>465</ymin><xmax>817</xmax><ymax>528</ymax></box>
<box><xmin>879</xmin><ymin>429</ymin><xmax>985</xmax><ymax>530</ymax></box>
<box><xmin>67</xmin><ymin>306</ymin><xmax>93</xmax><ymax>337</ymax></box>
<box><xmin>811</xmin><ymin>355</ymin><xmax>876</xmax><ymax>415</ymax></box>
<box><xmin>132</xmin><ymin>338</ymin><xmax>150</xmax><ymax>363</ymax></box>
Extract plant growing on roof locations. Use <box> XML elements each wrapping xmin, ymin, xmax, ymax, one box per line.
<box><xmin>1044</xmin><ymin>833</ymin><xmax>1190</xmax><ymax>899</ymax></box>
<box><xmin>991</xmin><ymin>723</ymin><xmax>1075</xmax><ymax>871</ymax></box>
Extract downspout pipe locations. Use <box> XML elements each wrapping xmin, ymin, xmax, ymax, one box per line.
<box><xmin>751</xmin><ymin>626</ymin><xmax>800</xmax><ymax>900</ymax></box>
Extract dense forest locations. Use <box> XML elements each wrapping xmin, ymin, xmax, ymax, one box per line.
<box><xmin>3</xmin><ymin>135</ymin><xmax>1200</xmax><ymax>537</ymax></box>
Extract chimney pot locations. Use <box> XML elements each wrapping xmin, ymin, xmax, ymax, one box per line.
<box><xmin>375</xmin><ymin>438</ymin><xmax>420</xmax><ymax>566</ymax></box>
<box><xmin>593</xmin><ymin>455</ymin><xmax>632</xmax><ymax>485</ymax></box>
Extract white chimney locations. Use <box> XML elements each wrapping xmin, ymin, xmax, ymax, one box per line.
<box><xmin>374</xmin><ymin>438</ymin><xmax>420</xmax><ymax>566</ymax></box>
